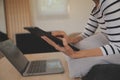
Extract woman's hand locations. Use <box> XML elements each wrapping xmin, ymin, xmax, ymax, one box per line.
<box><xmin>68</xmin><ymin>35</ymin><xmax>82</xmax><ymax>44</ymax></box>
<box><xmin>51</xmin><ymin>31</ymin><xmax>82</xmax><ymax>44</ymax></box>
<box><xmin>51</xmin><ymin>31</ymin><xmax>69</xmax><ymax>42</ymax></box>
<box><xmin>41</xmin><ymin>36</ymin><xmax>75</xmax><ymax>57</ymax></box>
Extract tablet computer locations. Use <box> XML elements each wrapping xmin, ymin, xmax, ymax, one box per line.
<box><xmin>24</xmin><ymin>27</ymin><xmax>79</xmax><ymax>51</ymax></box>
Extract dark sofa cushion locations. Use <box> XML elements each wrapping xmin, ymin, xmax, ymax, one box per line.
<box><xmin>0</xmin><ymin>31</ymin><xmax>8</xmax><ymax>42</ymax></box>
<box><xmin>16</xmin><ymin>33</ymin><xmax>58</xmax><ymax>54</ymax></box>
<box><xmin>82</xmin><ymin>64</ymin><xmax>120</xmax><ymax>80</ymax></box>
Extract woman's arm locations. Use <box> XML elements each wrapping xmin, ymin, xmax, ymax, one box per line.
<box><xmin>71</xmin><ymin>48</ymin><xmax>103</xmax><ymax>59</ymax></box>
<box><xmin>41</xmin><ymin>36</ymin><xmax>103</xmax><ymax>58</ymax></box>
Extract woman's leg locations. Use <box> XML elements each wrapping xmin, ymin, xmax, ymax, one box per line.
<box><xmin>64</xmin><ymin>33</ymin><xmax>120</xmax><ymax>78</ymax></box>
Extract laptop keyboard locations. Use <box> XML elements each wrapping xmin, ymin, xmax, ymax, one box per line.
<box><xmin>27</xmin><ymin>60</ymin><xmax>46</xmax><ymax>73</ymax></box>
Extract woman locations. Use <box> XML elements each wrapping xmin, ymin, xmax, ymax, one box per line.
<box><xmin>42</xmin><ymin>0</ymin><xmax>120</xmax><ymax>78</ymax></box>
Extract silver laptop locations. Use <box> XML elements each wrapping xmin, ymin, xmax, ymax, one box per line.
<box><xmin>0</xmin><ymin>40</ymin><xmax>64</xmax><ymax>76</ymax></box>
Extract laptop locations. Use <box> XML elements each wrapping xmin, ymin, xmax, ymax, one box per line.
<box><xmin>24</xmin><ymin>27</ymin><xmax>80</xmax><ymax>51</ymax></box>
<box><xmin>0</xmin><ymin>40</ymin><xmax>64</xmax><ymax>76</ymax></box>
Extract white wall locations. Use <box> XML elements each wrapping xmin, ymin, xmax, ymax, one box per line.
<box><xmin>0</xmin><ymin>0</ymin><xmax>6</xmax><ymax>33</ymax></box>
<box><xmin>30</xmin><ymin>0</ymin><xmax>94</xmax><ymax>34</ymax></box>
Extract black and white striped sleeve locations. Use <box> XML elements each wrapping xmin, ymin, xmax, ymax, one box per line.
<box><xmin>100</xmin><ymin>0</ymin><xmax>120</xmax><ymax>55</ymax></box>
<box><xmin>81</xmin><ymin>14</ymin><xmax>99</xmax><ymax>38</ymax></box>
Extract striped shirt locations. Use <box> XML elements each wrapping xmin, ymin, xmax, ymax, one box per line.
<box><xmin>81</xmin><ymin>0</ymin><xmax>120</xmax><ymax>55</ymax></box>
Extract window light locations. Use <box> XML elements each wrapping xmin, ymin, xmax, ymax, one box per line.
<box><xmin>37</xmin><ymin>0</ymin><xmax>69</xmax><ymax>18</ymax></box>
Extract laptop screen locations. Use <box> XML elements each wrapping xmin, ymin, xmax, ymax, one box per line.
<box><xmin>0</xmin><ymin>40</ymin><xmax>28</xmax><ymax>74</ymax></box>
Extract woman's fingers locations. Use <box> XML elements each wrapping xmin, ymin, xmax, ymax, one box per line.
<box><xmin>62</xmin><ymin>38</ymin><xmax>70</xmax><ymax>50</ymax></box>
<box><xmin>52</xmin><ymin>31</ymin><xmax>69</xmax><ymax>41</ymax></box>
<box><xmin>41</xmin><ymin>36</ymin><xmax>65</xmax><ymax>52</ymax></box>
<box><xmin>62</xmin><ymin>38</ymin><xmax>74</xmax><ymax>55</ymax></box>
<box><xmin>52</xmin><ymin>31</ymin><xmax>65</xmax><ymax>37</ymax></box>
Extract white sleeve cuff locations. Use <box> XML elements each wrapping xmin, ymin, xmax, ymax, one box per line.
<box><xmin>100</xmin><ymin>47</ymin><xmax>107</xmax><ymax>56</ymax></box>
